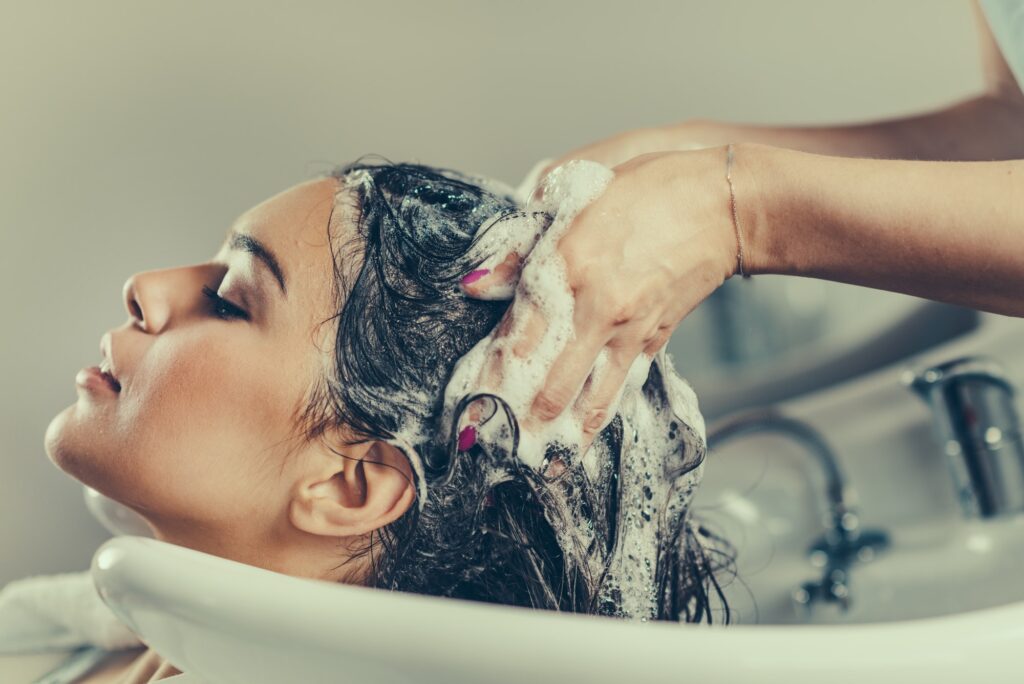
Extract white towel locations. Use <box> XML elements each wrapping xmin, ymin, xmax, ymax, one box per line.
<box><xmin>0</xmin><ymin>570</ymin><xmax>142</xmax><ymax>654</ymax></box>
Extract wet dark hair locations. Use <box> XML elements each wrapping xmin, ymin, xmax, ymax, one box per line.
<box><xmin>299</xmin><ymin>158</ymin><xmax>735</xmax><ymax>623</ymax></box>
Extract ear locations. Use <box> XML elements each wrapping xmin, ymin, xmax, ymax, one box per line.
<box><xmin>290</xmin><ymin>438</ymin><xmax>417</xmax><ymax>539</ymax></box>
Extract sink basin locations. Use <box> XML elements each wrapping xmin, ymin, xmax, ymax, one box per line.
<box><xmin>89</xmin><ymin>312</ymin><xmax>1024</xmax><ymax>684</ymax></box>
<box><xmin>694</xmin><ymin>310</ymin><xmax>1024</xmax><ymax>625</ymax></box>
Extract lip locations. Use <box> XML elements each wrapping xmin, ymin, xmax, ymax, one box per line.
<box><xmin>76</xmin><ymin>366</ymin><xmax>121</xmax><ymax>395</ymax></box>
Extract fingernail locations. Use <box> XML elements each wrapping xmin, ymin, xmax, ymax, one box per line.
<box><xmin>458</xmin><ymin>425</ymin><xmax>478</xmax><ymax>451</ymax></box>
<box><xmin>460</xmin><ymin>269</ymin><xmax>490</xmax><ymax>286</ymax></box>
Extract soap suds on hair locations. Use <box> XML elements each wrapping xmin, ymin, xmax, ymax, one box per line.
<box><xmin>326</xmin><ymin>159</ymin><xmax>721</xmax><ymax>621</ymax></box>
<box><xmin>434</xmin><ymin>161</ymin><xmax>708</xmax><ymax>620</ymax></box>
<box><xmin>444</xmin><ymin>161</ymin><xmax>617</xmax><ymax>472</ymax></box>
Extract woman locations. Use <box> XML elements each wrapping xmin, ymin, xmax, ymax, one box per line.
<box><xmin>462</xmin><ymin>0</ymin><xmax>1024</xmax><ymax>448</ymax></box>
<box><xmin>48</xmin><ymin>161</ymin><xmax>732</xmax><ymax>683</ymax></box>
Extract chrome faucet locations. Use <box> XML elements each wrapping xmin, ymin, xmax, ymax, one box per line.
<box><xmin>708</xmin><ymin>408</ymin><xmax>889</xmax><ymax>613</ymax></box>
<box><xmin>904</xmin><ymin>355</ymin><xmax>1024</xmax><ymax>519</ymax></box>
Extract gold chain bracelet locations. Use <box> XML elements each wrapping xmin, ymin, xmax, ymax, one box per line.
<box><xmin>725</xmin><ymin>143</ymin><xmax>751</xmax><ymax>279</ymax></box>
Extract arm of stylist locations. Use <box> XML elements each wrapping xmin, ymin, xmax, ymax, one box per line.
<box><xmin>458</xmin><ymin>0</ymin><xmax>1024</xmax><ymax>455</ymax></box>
<box><xmin>533</xmin><ymin>0</ymin><xmax>1024</xmax><ymax>171</ymax></box>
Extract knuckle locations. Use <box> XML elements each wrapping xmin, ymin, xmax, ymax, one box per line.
<box><xmin>498</xmin><ymin>250</ymin><xmax>523</xmax><ymax>274</ymax></box>
<box><xmin>495</xmin><ymin>310</ymin><xmax>515</xmax><ymax>338</ymax></box>
<box><xmin>512</xmin><ymin>337</ymin><xmax>532</xmax><ymax>358</ymax></box>
<box><xmin>606</xmin><ymin>296</ymin><xmax>635</xmax><ymax>326</ymax></box>
<box><xmin>532</xmin><ymin>390</ymin><xmax>568</xmax><ymax>421</ymax></box>
<box><xmin>609</xmin><ymin>324</ymin><xmax>650</xmax><ymax>350</ymax></box>
<box><xmin>559</xmin><ymin>232</ymin><xmax>602</xmax><ymax>289</ymax></box>
<box><xmin>543</xmin><ymin>457</ymin><xmax>567</xmax><ymax>479</ymax></box>
<box><xmin>645</xmin><ymin>329</ymin><xmax>672</xmax><ymax>353</ymax></box>
<box><xmin>562</xmin><ymin>253</ymin><xmax>589</xmax><ymax>292</ymax></box>
<box><xmin>485</xmin><ymin>347</ymin><xmax>506</xmax><ymax>384</ymax></box>
<box><xmin>643</xmin><ymin>323</ymin><xmax>669</xmax><ymax>345</ymax></box>
<box><xmin>605</xmin><ymin>333</ymin><xmax>630</xmax><ymax>350</ymax></box>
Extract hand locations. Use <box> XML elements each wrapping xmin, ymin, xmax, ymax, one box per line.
<box><xmin>524</xmin><ymin>124</ymin><xmax>713</xmax><ymax>202</ymax></box>
<box><xmin>459</xmin><ymin>148</ymin><xmax>740</xmax><ymax>455</ymax></box>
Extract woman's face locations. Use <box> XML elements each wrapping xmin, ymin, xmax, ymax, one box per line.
<box><xmin>45</xmin><ymin>176</ymin><xmax>414</xmax><ymax>580</ymax></box>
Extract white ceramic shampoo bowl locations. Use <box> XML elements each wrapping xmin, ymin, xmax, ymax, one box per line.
<box><xmin>91</xmin><ymin>535</ymin><xmax>1024</xmax><ymax>684</ymax></box>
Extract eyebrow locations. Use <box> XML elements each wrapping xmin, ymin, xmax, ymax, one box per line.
<box><xmin>228</xmin><ymin>231</ymin><xmax>287</xmax><ymax>297</ymax></box>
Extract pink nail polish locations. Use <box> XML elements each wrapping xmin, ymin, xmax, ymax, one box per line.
<box><xmin>460</xmin><ymin>269</ymin><xmax>489</xmax><ymax>286</ymax></box>
<box><xmin>458</xmin><ymin>425</ymin><xmax>478</xmax><ymax>451</ymax></box>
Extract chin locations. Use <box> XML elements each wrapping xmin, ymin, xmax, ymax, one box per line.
<box><xmin>44</xmin><ymin>404</ymin><xmax>106</xmax><ymax>490</ymax></box>
<box><xmin>45</xmin><ymin>404</ymin><xmax>75</xmax><ymax>470</ymax></box>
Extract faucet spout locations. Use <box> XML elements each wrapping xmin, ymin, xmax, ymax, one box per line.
<box><xmin>903</xmin><ymin>355</ymin><xmax>1024</xmax><ymax>518</ymax></box>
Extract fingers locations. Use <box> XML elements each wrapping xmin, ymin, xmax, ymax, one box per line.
<box><xmin>465</xmin><ymin>395</ymin><xmax>498</xmax><ymax>424</ymax></box>
<box><xmin>571</xmin><ymin>322</ymin><xmax>676</xmax><ymax>452</ymax></box>
<box><xmin>455</xmin><ymin>395</ymin><xmax>499</xmax><ymax>452</ymax></box>
<box><xmin>510</xmin><ymin>299</ymin><xmax>548</xmax><ymax>358</ymax></box>
<box><xmin>574</xmin><ymin>346</ymin><xmax>633</xmax><ymax>441</ymax></box>
<box><xmin>460</xmin><ymin>250</ymin><xmax>523</xmax><ymax>300</ymax></box>
<box><xmin>643</xmin><ymin>327</ymin><xmax>673</xmax><ymax>355</ymax></box>
<box><xmin>456</xmin><ymin>298</ymin><xmax>550</xmax><ymax>451</ymax></box>
<box><xmin>459</xmin><ymin>211</ymin><xmax>550</xmax><ymax>301</ymax></box>
<box><xmin>529</xmin><ymin>327</ymin><xmax>607</xmax><ymax>427</ymax></box>
<box><xmin>481</xmin><ymin>298</ymin><xmax>548</xmax><ymax>384</ymax></box>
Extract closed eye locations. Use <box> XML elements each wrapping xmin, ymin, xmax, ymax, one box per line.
<box><xmin>201</xmin><ymin>285</ymin><xmax>250</xmax><ymax>321</ymax></box>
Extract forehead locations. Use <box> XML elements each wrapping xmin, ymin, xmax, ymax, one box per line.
<box><xmin>230</xmin><ymin>176</ymin><xmax>342</xmax><ymax>251</ymax></box>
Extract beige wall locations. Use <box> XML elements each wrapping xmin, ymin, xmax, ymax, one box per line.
<box><xmin>0</xmin><ymin>0</ymin><xmax>982</xmax><ymax>587</ymax></box>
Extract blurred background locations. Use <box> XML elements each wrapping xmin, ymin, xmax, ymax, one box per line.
<box><xmin>0</xmin><ymin>0</ymin><xmax>984</xmax><ymax>588</ymax></box>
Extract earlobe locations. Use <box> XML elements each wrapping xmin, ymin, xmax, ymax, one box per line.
<box><xmin>290</xmin><ymin>439</ymin><xmax>417</xmax><ymax>539</ymax></box>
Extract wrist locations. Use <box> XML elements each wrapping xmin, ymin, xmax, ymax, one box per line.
<box><xmin>728</xmin><ymin>141</ymin><xmax>795</xmax><ymax>276</ymax></box>
<box><xmin>655</xmin><ymin>145</ymin><xmax>749</xmax><ymax>282</ymax></box>
<box><xmin>648</xmin><ymin>128</ymin><xmax>792</xmax><ymax>278</ymax></box>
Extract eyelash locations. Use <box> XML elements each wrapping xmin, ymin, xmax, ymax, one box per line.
<box><xmin>201</xmin><ymin>285</ymin><xmax>249</xmax><ymax>321</ymax></box>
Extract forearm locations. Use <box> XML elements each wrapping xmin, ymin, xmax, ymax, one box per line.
<box><xmin>640</xmin><ymin>93</ymin><xmax>1024</xmax><ymax>162</ymax></box>
<box><xmin>735</xmin><ymin>141</ymin><xmax>1024</xmax><ymax>316</ymax></box>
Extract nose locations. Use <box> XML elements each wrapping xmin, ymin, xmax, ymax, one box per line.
<box><xmin>122</xmin><ymin>271</ymin><xmax>172</xmax><ymax>333</ymax></box>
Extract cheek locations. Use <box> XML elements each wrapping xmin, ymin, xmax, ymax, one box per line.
<box><xmin>117</xmin><ymin>330</ymin><xmax>301</xmax><ymax>525</ymax></box>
